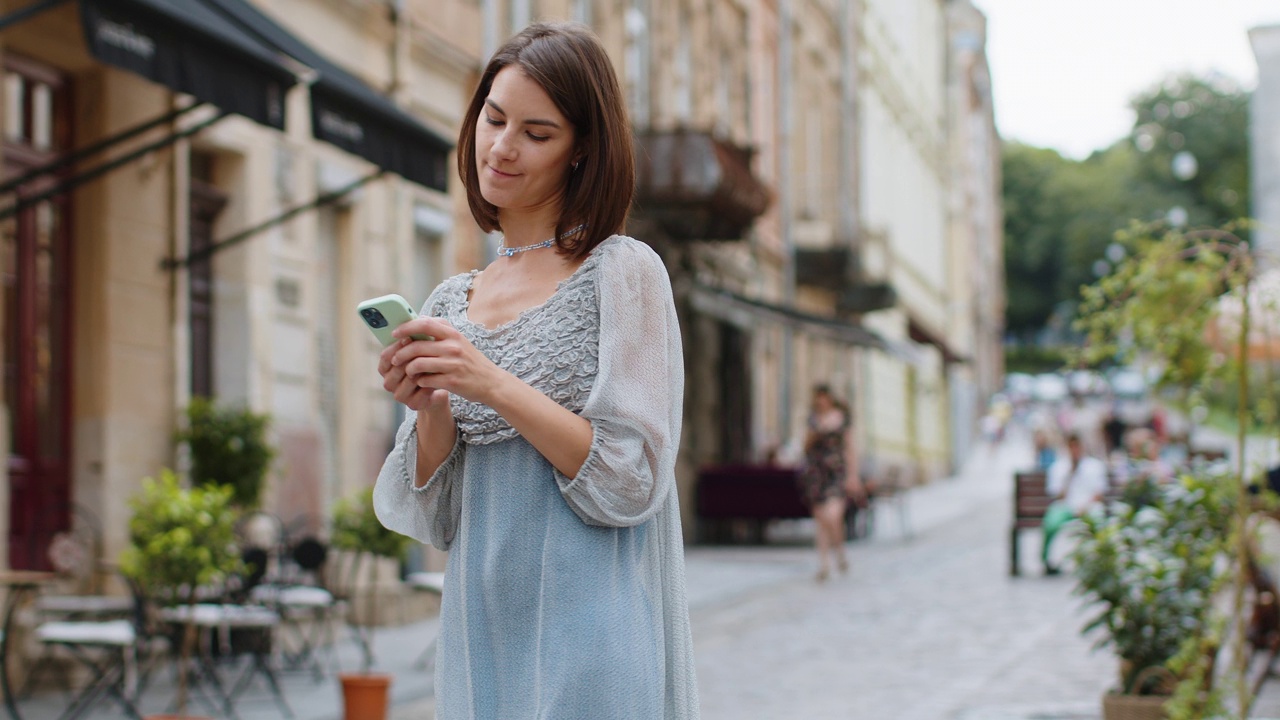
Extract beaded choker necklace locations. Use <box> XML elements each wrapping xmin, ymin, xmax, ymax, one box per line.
<box><xmin>498</xmin><ymin>224</ymin><xmax>585</xmax><ymax>257</ymax></box>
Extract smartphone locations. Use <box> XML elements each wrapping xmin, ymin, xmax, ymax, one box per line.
<box><xmin>356</xmin><ymin>294</ymin><xmax>432</xmax><ymax>347</ymax></box>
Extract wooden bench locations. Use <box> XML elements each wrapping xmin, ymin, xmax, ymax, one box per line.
<box><xmin>696</xmin><ymin>464</ymin><xmax>863</xmax><ymax>544</ymax></box>
<box><xmin>1010</xmin><ymin>471</ymin><xmax>1052</xmax><ymax>576</ymax></box>
<box><xmin>1011</xmin><ymin>469</ymin><xmax>1132</xmax><ymax>576</ymax></box>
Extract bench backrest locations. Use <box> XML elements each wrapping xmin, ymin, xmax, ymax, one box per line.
<box><xmin>1014</xmin><ymin>471</ymin><xmax>1052</xmax><ymax>522</ymax></box>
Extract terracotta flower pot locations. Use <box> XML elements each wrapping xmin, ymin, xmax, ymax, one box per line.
<box><xmin>339</xmin><ymin>672</ymin><xmax>393</xmax><ymax>720</ymax></box>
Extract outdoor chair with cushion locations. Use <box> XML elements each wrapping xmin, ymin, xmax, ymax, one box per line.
<box><xmin>32</xmin><ymin>618</ymin><xmax>140</xmax><ymax>720</ymax></box>
<box><xmin>158</xmin><ymin>603</ymin><xmax>292</xmax><ymax>720</ymax></box>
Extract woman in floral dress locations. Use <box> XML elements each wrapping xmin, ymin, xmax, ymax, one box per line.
<box><xmin>800</xmin><ymin>384</ymin><xmax>864</xmax><ymax>581</ymax></box>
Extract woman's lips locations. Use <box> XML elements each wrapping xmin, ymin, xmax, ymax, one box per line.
<box><xmin>487</xmin><ymin>165</ymin><xmax>518</xmax><ymax>178</ymax></box>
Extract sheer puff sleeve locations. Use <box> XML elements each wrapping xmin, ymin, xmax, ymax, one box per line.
<box><xmin>373</xmin><ymin>412</ymin><xmax>466</xmax><ymax>551</ymax></box>
<box><xmin>553</xmin><ymin>237</ymin><xmax>685</xmax><ymax>527</ymax></box>
<box><xmin>372</xmin><ymin>281</ymin><xmax>468</xmax><ymax>551</ymax></box>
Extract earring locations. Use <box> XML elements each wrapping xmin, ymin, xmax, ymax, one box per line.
<box><xmin>572</xmin><ymin>161</ymin><xmax>580</xmax><ymax>170</ymax></box>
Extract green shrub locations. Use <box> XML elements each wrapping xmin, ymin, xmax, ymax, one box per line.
<box><xmin>1004</xmin><ymin>344</ymin><xmax>1073</xmax><ymax>374</ymax></box>
<box><xmin>119</xmin><ymin>469</ymin><xmax>242</xmax><ymax>714</ymax></box>
<box><xmin>119</xmin><ymin>469</ymin><xmax>243</xmax><ymax>600</ymax></box>
<box><xmin>1072</xmin><ymin>472</ymin><xmax>1233</xmax><ymax>697</ymax></box>
<box><xmin>175</xmin><ymin>397</ymin><xmax>274</xmax><ymax>508</ymax></box>
<box><xmin>331</xmin><ymin>487</ymin><xmax>412</xmax><ymax>562</ymax></box>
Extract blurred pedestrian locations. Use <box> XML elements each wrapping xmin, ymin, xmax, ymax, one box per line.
<box><xmin>800</xmin><ymin>384</ymin><xmax>865</xmax><ymax>582</ymax></box>
<box><xmin>1122</xmin><ymin>428</ymin><xmax>1173</xmax><ymax>485</ymax></box>
<box><xmin>1102</xmin><ymin>406</ymin><xmax>1126</xmax><ymax>457</ymax></box>
<box><xmin>371</xmin><ymin>22</ymin><xmax>698</xmax><ymax>718</ymax></box>
<box><xmin>1033</xmin><ymin>426</ymin><xmax>1057</xmax><ymax>472</ymax></box>
<box><xmin>1042</xmin><ymin>433</ymin><xmax>1108</xmax><ymax>576</ymax></box>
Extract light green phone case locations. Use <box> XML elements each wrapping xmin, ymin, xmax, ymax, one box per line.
<box><xmin>356</xmin><ymin>293</ymin><xmax>431</xmax><ymax>347</ymax></box>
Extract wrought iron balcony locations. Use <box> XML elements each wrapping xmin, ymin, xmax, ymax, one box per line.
<box><xmin>794</xmin><ymin>246</ymin><xmax>897</xmax><ymax>314</ymax></box>
<box><xmin>632</xmin><ymin>129</ymin><xmax>771</xmax><ymax>242</ymax></box>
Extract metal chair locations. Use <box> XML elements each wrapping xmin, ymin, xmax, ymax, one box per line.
<box><xmin>33</xmin><ymin>618</ymin><xmax>141</xmax><ymax>720</ymax></box>
<box><xmin>250</xmin><ymin>534</ymin><xmax>344</xmax><ymax>681</ymax></box>
<box><xmin>159</xmin><ymin>603</ymin><xmax>292</xmax><ymax>720</ymax></box>
<box><xmin>867</xmin><ymin>465</ymin><xmax>913</xmax><ymax>540</ymax></box>
<box><xmin>27</xmin><ymin>575</ymin><xmax>159</xmax><ymax>720</ymax></box>
<box><xmin>19</xmin><ymin>506</ymin><xmax>133</xmax><ymax>705</ymax></box>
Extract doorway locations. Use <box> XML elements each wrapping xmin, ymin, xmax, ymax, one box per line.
<box><xmin>2</xmin><ymin>55</ymin><xmax>73</xmax><ymax>570</ymax></box>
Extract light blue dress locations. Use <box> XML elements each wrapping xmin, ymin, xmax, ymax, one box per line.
<box><xmin>373</xmin><ymin>236</ymin><xmax>699</xmax><ymax>719</ymax></box>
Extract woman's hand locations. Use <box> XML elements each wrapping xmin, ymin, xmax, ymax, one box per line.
<box><xmin>844</xmin><ymin>475</ymin><xmax>868</xmax><ymax>507</ymax></box>
<box><xmin>390</xmin><ymin>317</ymin><xmax>506</xmax><ymax>406</ymax></box>
<box><xmin>378</xmin><ymin>338</ymin><xmax>450</xmax><ymax>413</ymax></box>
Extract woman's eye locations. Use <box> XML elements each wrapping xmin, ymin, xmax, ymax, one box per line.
<box><xmin>527</xmin><ymin>133</ymin><xmax>549</xmax><ymax>142</ymax></box>
<box><xmin>484</xmin><ymin>116</ymin><xmax>503</xmax><ymax>126</ymax></box>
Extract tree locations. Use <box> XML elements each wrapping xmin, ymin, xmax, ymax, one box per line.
<box><xmin>1001</xmin><ymin>142</ymin><xmax>1075</xmax><ymax>339</ymax></box>
<box><xmin>1128</xmin><ymin>74</ymin><xmax>1250</xmax><ymax>229</ymax></box>
<box><xmin>1001</xmin><ymin>72</ymin><xmax>1251</xmax><ymax>341</ymax></box>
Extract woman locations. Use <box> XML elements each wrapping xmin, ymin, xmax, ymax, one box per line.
<box><xmin>371</xmin><ymin>22</ymin><xmax>697</xmax><ymax>719</ymax></box>
<box><xmin>800</xmin><ymin>384</ymin><xmax>863</xmax><ymax>582</ymax></box>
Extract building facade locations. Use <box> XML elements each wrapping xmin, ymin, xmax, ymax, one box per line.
<box><xmin>0</xmin><ymin>0</ymin><xmax>1001</xmax><ymax>572</ymax></box>
<box><xmin>0</xmin><ymin>0</ymin><xmax>480</xmax><ymax>573</ymax></box>
<box><xmin>1253</xmin><ymin>25</ymin><xmax>1280</xmax><ymax>270</ymax></box>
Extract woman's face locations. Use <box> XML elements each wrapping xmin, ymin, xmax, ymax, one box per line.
<box><xmin>475</xmin><ymin>67</ymin><xmax>578</xmax><ymax>216</ymax></box>
<box><xmin>812</xmin><ymin>392</ymin><xmax>834</xmax><ymax>413</ymax></box>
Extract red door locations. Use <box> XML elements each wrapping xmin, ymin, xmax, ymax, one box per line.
<box><xmin>2</xmin><ymin>55</ymin><xmax>73</xmax><ymax>570</ymax></box>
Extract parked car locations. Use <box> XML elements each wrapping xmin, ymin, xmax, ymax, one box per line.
<box><xmin>1068</xmin><ymin>369</ymin><xmax>1106</xmax><ymax>397</ymax></box>
<box><xmin>1005</xmin><ymin>372</ymin><xmax>1035</xmax><ymax>404</ymax></box>
<box><xmin>1109</xmin><ymin>368</ymin><xmax>1147</xmax><ymax>399</ymax></box>
<box><xmin>1033</xmin><ymin>373</ymin><xmax>1070</xmax><ymax>403</ymax></box>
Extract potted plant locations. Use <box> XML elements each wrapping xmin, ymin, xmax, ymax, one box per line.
<box><xmin>1072</xmin><ymin>473</ymin><xmax>1233</xmax><ymax>719</ymax></box>
<box><xmin>119</xmin><ymin>469</ymin><xmax>242</xmax><ymax>720</ymax></box>
<box><xmin>1074</xmin><ymin>221</ymin><xmax>1274</xmax><ymax>717</ymax></box>
<box><xmin>175</xmin><ymin>397</ymin><xmax>275</xmax><ymax>509</ymax></box>
<box><xmin>330</xmin><ymin>487</ymin><xmax>413</xmax><ymax>720</ymax></box>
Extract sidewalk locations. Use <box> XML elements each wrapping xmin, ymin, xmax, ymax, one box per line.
<box><xmin>21</xmin><ymin>424</ymin><xmax>1280</xmax><ymax>719</ymax></box>
<box><xmin>401</xmin><ymin>429</ymin><xmax>1101</xmax><ymax>719</ymax></box>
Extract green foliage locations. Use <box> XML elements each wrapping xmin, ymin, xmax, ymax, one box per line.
<box><xmin>1002</xmin><ymin>72</ymin><xmax>1250</xmax><ymax>339</ymax></box>
<box><xmin>1004</xmin><ymin>344</ymin><xmax>1072</xmax><ymax>374</ymax></box>
<box><xmin>1071</xmin><ymin>473</ymin><xmax>1235</xmax><ymax>696</ymax></box>
<box><xmin>332</xmin><ymin>487</ymin><xmax>412</xmax><ymax>562</ymax></box>
<box><xmin>1073</xmin><ymin>219</ymin><xmax>1264</xmax><ymax>716</ymax></box>
<box><xmin>1129</xmin><ymin>74</ymin><xmax>1251</xmax><ymax>228</ymax></box>
<box><xmin>1001</xmin><ymin>142</ymin><xmax>1080</xmax><ymax>338</ymax></box>
<box><xmin>1199</xmin><ymin>368</ymin><xmax>1280</xmax><ymax>436</ymax></box>
<box><xmin>119</xmin><ymin>469</ymin><xmax>242</xmax><ymax>602</ymax></box>
<box><xmin>175</xmin><ymin>397</ymin><xmax>275</xmax><ymax>508</ymax></box>
<box><xmin>1073</xmin><ymin>223</ymin><xmax>1248</xmax><ymax>397</ymax></box>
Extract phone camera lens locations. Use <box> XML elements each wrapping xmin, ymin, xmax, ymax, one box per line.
<box><xmin>363</xmin><ymin>309</ymin><xmax>388</xmax><ymax>328</ymax></box>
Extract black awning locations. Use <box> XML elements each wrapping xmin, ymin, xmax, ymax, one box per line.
<box><xmin>204</xmin><ymin>0</ymin><xmax>453</xmax><ymax>192</ymax></box>
<box><xmin>688</xmin><ymin>282</ymin><xmax>894</xmax><ymax>353</ymax></box>
<box><xmin>909</xmin><ymin>318</ymin><xmax>968</xmax><ymax>365</ymax></box>
<box><xmin>79</xmin><ymin>0</ymin><xmax>297</xmax><ymax>130</ymax></box>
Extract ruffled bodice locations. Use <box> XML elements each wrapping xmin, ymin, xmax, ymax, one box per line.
<box><xmin>422</xmin><ymin>252</ymin><xmax>602</xmax><ymax>445</ymax></box>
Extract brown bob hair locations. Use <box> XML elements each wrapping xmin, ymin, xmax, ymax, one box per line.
<box><xmin>456</xmin><ymin>22</ymin><xmax>635</xmax><ymax>260</ymax></box>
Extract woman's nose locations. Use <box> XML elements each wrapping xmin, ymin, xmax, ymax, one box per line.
<box><xmin>490</xmin><ymin>128</ymin><xmax>517</xmax><ymax>161</ymax></box>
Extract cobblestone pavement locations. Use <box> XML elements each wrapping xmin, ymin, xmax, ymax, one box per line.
<box><xmin>386</xmin><ymin>424</ymin><xmax>1280</xmax><ymax>719</ymax></box>
<box><xmin>688</xmin><ymin>434</ymin><xmax>1117</xmax><ymax>720</ymax></box>
<box><xmin>393</xmin><ymin>432</ymin><xmax>1121</xmax><ymax>720</ymax></box>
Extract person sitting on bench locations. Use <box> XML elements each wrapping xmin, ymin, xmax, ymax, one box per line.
<box><xmin>1042</xmin><ymin>433</ymin><xmax>1108</xmax><ymax>575</ymax></box>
